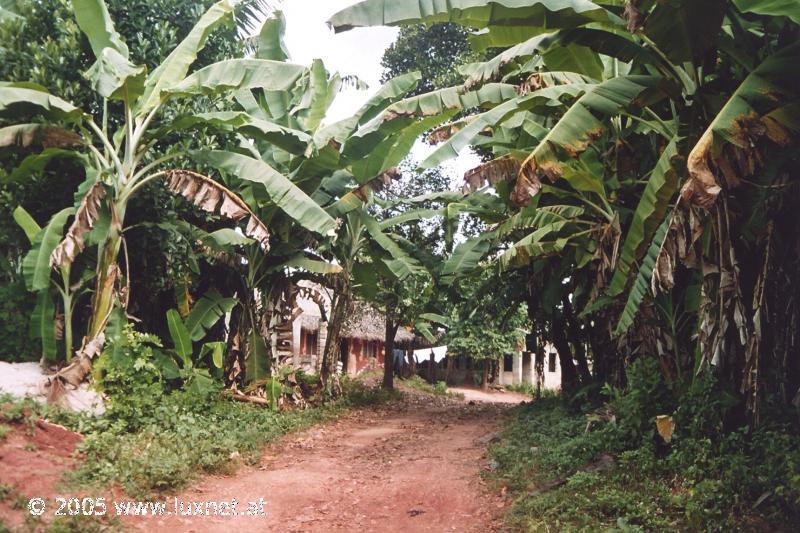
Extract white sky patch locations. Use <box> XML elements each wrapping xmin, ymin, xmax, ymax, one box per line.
<box><xmin>280</xmin><ymin>0</ymin><xmax>481</xmax><ymax>186</ymax></box>
<box><xmin>282</xmin><ymin>0</ymin><xmax>398</xmax><ymax>123</ymax></box>
<box><xmin>413</xmin><ymin>139</ymin><xmax>482</xmax><ymax>189</ymax></box>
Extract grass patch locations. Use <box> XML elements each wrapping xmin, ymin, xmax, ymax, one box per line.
<box><xmin>504</xmin><ymin>383</ymin><xmax>562</xmax><ymax>400</ymax></box>
<box><xmin>402</xmin><ymin>375</ymin><xmax>459</xmax><ymax>397</ymax></box>
<box><xmin>489</xmin><ymin>369</ymin><xmax>800</xmax><ymax>531</ymax></box>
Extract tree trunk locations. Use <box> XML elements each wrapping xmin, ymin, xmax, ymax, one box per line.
<box><xmin>563</xmin><ymin>296</ymin><xmax>592</xmax><ymax>384</ymax></box>
<box><xmin>444</xmin><ymin>355</ymin><xmax>454</xmax><ymax>385</ymax></box>
<box><xmin>321</xmin><ymin>284</ymin><xmax>349</xmax><ymax>389</ymax></box>
<box><xmin>481</xmin><ymin>359</ymin><xmax>490</xmax><ymax>391</ymax></box>
<box><xmin>224</xmin><ymin>302</ymin><xmax>244</xmax><ymax>386</ymax></box>
<box><xmin>551</xmin><ymin>316</ymin><xmax>580</xmax><ymax>395</ymax></box>
<box><xmin>535</xmin><ymin>344</ymin><xmax>545</xmax><ymax>398</ymax></box>
<box><xmin>382</xmin><ymin>299</ymin><xmax>398</xmax><ymax>390</ymax></box>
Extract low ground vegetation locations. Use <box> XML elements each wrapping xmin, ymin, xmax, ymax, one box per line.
<box><xmin>490</xmin><ymin>360</ymin><xmax>800</xmax><ymax>531</ymax></box>
<box><xmin>402</xmin><ymin>375</ymin><xmax>455</xmax><ymax>397</ymax></box>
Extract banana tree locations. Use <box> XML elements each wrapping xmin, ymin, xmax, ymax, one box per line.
<box><xmin>12</xmin><ymin>206</ymin><xmax>93</xmax><ymax>363</ymax></box>
<box><xmin>178</xmin><ymin>11</ymin><xmax>452</xmax><ymax>389</ymax></box>
<box><xmin>0</xmin><ymin>0</ymin><xmax>338</xmax><ymax>389</ymax></box>
<box><xmin>330</xmin><ymin>0</ymin><xmax>800</xmax><ymax>416</ymax></box>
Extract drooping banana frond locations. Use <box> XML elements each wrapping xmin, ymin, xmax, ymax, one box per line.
<box><xmin>515</xmin><ymin>75</ymin><xmax>663</xmax><ymax>206</ymax></box>
<box><xmin>494</xmin><ymin>205</ymin><xmax>584</xmax><ymax>238</ymax></box>
<box><xmin>464</xmin><ymin>29</ymin><xmax>648</xmax><ymax>89</ymax></box>
<box><xmin>0</xmin><ymin>84</ymin><xmax>83</xmax><ymax>121</ymax></box>
<box><xmin>0</xmin><ymin>124</ymin><xmax>82</xmax><ymax>149</ymax></box>
<box><xmin>328</xmin><ymin>168</ymin><xmax>403</xmax><ymax>216</ymax></box>
<box><xmin>681</xmin><ymin>43</ymin><xmax>800</xmax><ymax>209</ymax></box>
<box><xmin>440</xmin><ymin>235</ymin><xmax>493</xmax><ymax>285</ymax></box>
<box><xmin>607</xmin><ymin>140</ymin><xmax>680</xmax><ymax>297</ymax></box>
<box><xmin>51</xmin><ymin>182</ymin><xmax>106</xmax><ymax>268</ymax></box>
<box><xmin>165</xmin><ymin>170</ymin><xmax>271</xmax><ymax>248</ymax></box>
<box><xmin>328</xmin><ymin>0</ymin><xmax>618</xmax><ymax>33</ymax></box>
<box><xmin>462</xmin><ymin>156</ymin><xmax>521</xmax><ymax>193</ymax></box>
<box><xmin>614</xmin><ymin>217</ymin><xmax>670</xmax><ymax>336</ymax></box>
<box><xmin>295</xmin><ymin>285</ymin><xmax>329</xmax><ymax>322</ymax></box>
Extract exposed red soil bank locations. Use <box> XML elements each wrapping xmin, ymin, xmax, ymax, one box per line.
<box><xmin>0</xmin><ymin>416</ymin><xmax>84</xmax><ymax>530</ymax></box>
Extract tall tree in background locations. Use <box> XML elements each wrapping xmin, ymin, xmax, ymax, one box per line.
<box><xmin>381</xmin><ymin>24</ymin><xmax>480</xmax><ymax>97</ymax></box>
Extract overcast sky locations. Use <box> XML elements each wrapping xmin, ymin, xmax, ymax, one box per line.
<box><xmin>279</xmin><ymin>0</ymin><xmax>480</xmax><ymax>185</ymax></box>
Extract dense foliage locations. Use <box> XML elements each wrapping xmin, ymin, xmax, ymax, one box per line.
<box><xmin>1</xmin><ymin>0</ymin><xmax>799</xmax><ymax>528</ymax></box>
<box><xmin>491</xmin><ymin>365</ymin><xmax>800</xmax><ymax>529</ymax></box>
<box><xmin>0</xmin><ymin>0</ymin><xmax>257</xmax><ymax>362</ymax></box>
<box><xmin>331</xmin><ymin>0</ymin><xmax>800</xmax><ymax>420</ymax></box>
<box><xmin>328</xmin><ymin>0</ymin><xmax>800</xmax><ymax>527</ymax></box>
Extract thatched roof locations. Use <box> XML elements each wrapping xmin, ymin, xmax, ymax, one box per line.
<box><xmin>343</xmin><ymin>301</ymin><xmax>416</xmax><ymax>344</ymax></box>
<box><xmin>299</xmin><ymin>313</ymin><xmax>320</xmax><ymax>330</ymax></box>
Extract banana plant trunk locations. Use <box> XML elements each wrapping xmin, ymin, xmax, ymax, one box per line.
<box><xmin>51</xmin><ymin>209</ymin><xmax>123</xmax><ymax>388</ymax></box>
<box><xmin>444</xmin><ymin>355</ymin><xmax>454</xmax><ymax>385</ymax></box>
<box><xmin>551</xmin><ymin>316</ymin><xmax>580</xmax><ymax>395</ymax></box>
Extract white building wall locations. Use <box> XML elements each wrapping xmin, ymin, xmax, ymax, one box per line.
<box><xmin>536</xmin><ymin>342</ymin><xmax>562</xmax><ymax>390</ymax></box>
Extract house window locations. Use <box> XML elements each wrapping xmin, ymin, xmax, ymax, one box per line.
<box><xmin>503</xmin><ymin>355</ymin><xmax>513</xmax><ymax>372</ymax></box>
<box><xmin>548</xmin><ymin>352</ymin><xmax>557</xmax><ymax>373</ymax></box>
<box><xmin>363</xmin><ymin>340</ymin><xmax>378</xmax><ymax>358</ymax></box>
<box><xmin>303</xmin><ymin>330</ymin><xmax>318</xmax><ymax>356</ymax></box>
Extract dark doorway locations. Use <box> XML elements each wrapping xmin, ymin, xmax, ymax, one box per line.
<box><xmin>339</xmin><ymin>339</ymin><xmax>349</xmax><ymax>373</ymax></box>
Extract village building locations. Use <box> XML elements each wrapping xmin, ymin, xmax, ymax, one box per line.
<box><xmin>496</xmin><ymin>342</ymin><xmax>562</xmax><ymax>390</ymax></box>
<box><xmin>287</xmin><ymin>283</ymin><xmax>561</xmax><ymax>388</ymax></box>
<box><xmin>289</xmin><ymin>284</ymin><xmax>415</xmax><ymax>375</ymax></box>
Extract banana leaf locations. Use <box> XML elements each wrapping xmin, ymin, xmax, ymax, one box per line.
<box><xmin>137</xmin><ymin>0</ymin><xmax>235</xmax><ymax>113</ymax></box>
<box><xmin>328</xmin><ymin>0</ymin><xmax>618</xmax><ymax>33</ymax></box>
<box><xmin>21</xmin><ymin>207</ymin><xmax>73</xmax><ymax>291</ymax></box>
<box><xmin>185</xmin><ymin>289</ymin><xmax>237</xmax><ymax>342</ymax></box>
<box><xmin>614</xmin><ymin>217</ymin><xmax>671</xmax><ymax>336</ymax></box>
<box><xmin>166</xmin><ymin>59</ymin><xmax>306</xmax><ymax>99</ymax></box>
<box><xmin>193</xmin><ymin>150</ymin><xmax>338</xmax><ymax>236</ymax></box>
<box><xmin>607</xmin><ymin>140</ymin><xmax>679</xmax><ymax>296</ymax></box>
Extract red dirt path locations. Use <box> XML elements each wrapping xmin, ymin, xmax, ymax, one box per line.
<box><xmin>125</xmin><ymin>388</ymin><xmax>527</xmax><ymax>532</ymax></box>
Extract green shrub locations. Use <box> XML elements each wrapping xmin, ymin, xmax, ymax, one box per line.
<box><xmin>70</xmin><ymin>389</ymin><xmax>338</xmax><ymax>498</ymax></box>
<box><xmin>490</xmin><ymin>366</ymin><xmax>800</xmax><ymax>531</ymax></box>
<box><xmin>402</xmin><ymin>375</ymin><xmax>452</xmax><ymax>396</ymax></box>
<box><xmin>0</xmin><ymin>280</ymin><xmax>37</xmax><ymax>362</ymax></box>
<box><xmin>92</xmin><ymin>325</ymin><xmax>176</xmax><ymax>430</ymax></box>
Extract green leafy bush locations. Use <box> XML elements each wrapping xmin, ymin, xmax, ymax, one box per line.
<box><xmin>92</xmin><ymin>325</ymin><xmax>174</xmax><ymax>428</ymax></box>
<box><xmin>68</xmin><ymin>390</ymin><xmax>338</xmax><ymax>498</ymax></box>
<box><xmin>0</xmin><ymin>280</ymin><xmax>37</xmax><ymax>362</ymax></box>
<box><xmin>490</xmin><ymin>366</ymin><xmax>800</xmax><ymax>531</ymax></box>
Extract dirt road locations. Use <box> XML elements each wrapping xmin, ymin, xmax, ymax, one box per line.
<box><xmin>132</xmin><ymin>388</ymin><xmax>527</xmax><ymax>532</ymax></box>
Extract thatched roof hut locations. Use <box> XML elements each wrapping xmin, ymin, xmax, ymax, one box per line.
<box><xmin>343</xmin><ymin>301</ymin><xmax>416</xmax><ymax>344</ymax></box>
